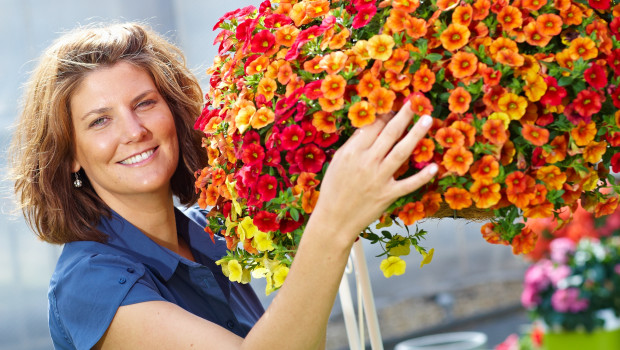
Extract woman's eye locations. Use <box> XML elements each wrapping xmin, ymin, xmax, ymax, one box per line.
<box><xmin>89</xmin><ymin>116</ymin><xmax>109</xmax><ymax>128</ymax></box>
<box><xmin>136</xmin><ymin>99</ymin><xmax>156</xmax><ymax>109</ymax></box>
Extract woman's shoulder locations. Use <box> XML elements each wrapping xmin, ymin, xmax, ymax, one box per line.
<box><xmin>49</xmin><ymin>241</ymin><xmax>147</xmax><ymax>349</ymax></box>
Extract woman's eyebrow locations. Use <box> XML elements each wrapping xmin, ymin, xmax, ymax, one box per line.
<box><xmin>81</xmin><ymin>90</ymin><xmax>156</xmax><ymax>120</ymax></box>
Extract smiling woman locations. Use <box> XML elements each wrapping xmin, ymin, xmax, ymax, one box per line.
<box><xmin>8</xmin><ymin>22</ymin><xmax>437</xmax><ymax>350</ymax></box>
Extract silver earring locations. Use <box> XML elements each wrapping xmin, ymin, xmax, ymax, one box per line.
<box><xmin>73</xmin><ymin>173</ymin><xmax>83</xmax><ymax>188</ymax></box>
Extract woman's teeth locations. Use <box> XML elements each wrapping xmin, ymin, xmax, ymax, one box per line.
<box><xmin>120</xmin><ymin>149</ymin><xmax>154</xmax><ymax>165</ymax></box>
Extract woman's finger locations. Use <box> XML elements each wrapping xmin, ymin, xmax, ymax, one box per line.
<box><xmin>389</xmin><ymin>163</ymin><xmax>438</xmax><ymax>199</ymax></box>
<box><xmin>369</xmin><ymin>101</ymin><xmax>418</xmax><ymax>159</ymax></box>
<box><xmin>341</xmin><ymin>111</ymin><xmax>394</xmax><ymax>150</ymax></box>
<box><xmin>379</xmin><ymin>113</ymin><xmax>433</xmax><ymax>177</ymax></box>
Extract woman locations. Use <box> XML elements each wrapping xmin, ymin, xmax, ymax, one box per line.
<box><xmin>10</xmin><ymin>22</ymin><xmax>437</xmax><ymax>349</ymax></box>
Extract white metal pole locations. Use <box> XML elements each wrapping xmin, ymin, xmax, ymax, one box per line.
<box><xmin>338</xmin><ymin>264</ymin><xmax>362</xmax><ymax>350</ymax></box>
<box><xmin>351</xmin><ymin>240</ymin><xmax>384</xmax><ymax>350</ymax></box>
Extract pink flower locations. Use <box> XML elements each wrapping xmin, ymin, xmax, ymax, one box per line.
<box><xmin>548</xmin><ymin>265</ymin><xmax>571</xmax><ymax>286</ymax></box>
<box><xmin>352</xmin><ymin>4</ymin><xmax>377</xmax><ymax>29</ymax></box>
<box><xmin>523</xmin><ymin>262</ymin><xmax>551</xmax><ymax>291</ymax></box>
<box><xmin>495</xmin><ymin>334</ymin><xmax>519</xmax><ymax>350</ymax></box>
<box><xmin>551</xmin><ymin>288</ymin><xmax>589</xmax><ymax>313</ymax></box>
<box><xmin>521</xmin><ymin>286</ymin><xmax>541</xmax><ymax>308</ymax></box>
<box><xmin>615</xmin><ymin>264</ymin><xmax>620</xmax><ymax>275</ymax></box>
<box><xmin>550</xmin><ymin>237</ymin><xmax>576</xmax><ymax>264</ymax></box>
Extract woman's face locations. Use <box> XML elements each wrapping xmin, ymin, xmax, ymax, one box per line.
<box><xmin>70</xmin><ymin>61</ymin><xmax>179</xmax><ymax>204</ymax></box>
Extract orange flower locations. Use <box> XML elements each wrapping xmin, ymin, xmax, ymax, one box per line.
<box><xmin>303</xmin><ymin>56</ymin><xmax>324</xmax><ymax>74</ymax></box>
<box><xmin>285</xmin><ymin>75</ymin><xmax>305</xmax><ymax>97</ymax></box>
<box><xmin>497</xmin><ymin>93</ymin><xmax>527</xmax><ymax>120</ymax></box>
<box><xmin>481</xmin><ymin>66</ymin><xmax>502</xmax><ymax>86</ymax></box>
<box><xmin>568</xmin><ymin>37</ymin><xmax>598</xmax><ymax>61</ymax></box>
<box><xmin>511</xmin><ymin>227</ymin><xmax>538</xmax><ymax>255</ymax></box>
<box><xmin>543</xmin><ymin>135</ymin><xmax>568</xmax><ymax>164</ymax></box>
<box><xmin>437</xmin><ymin>0</ymin><xmax>459</xmax><ymax>11</ymax></box>
<box><xmin>384</xmin><ymin>48</ymin><xmax>409</xmax><ymax>73</ymax></box>
<box><xmin>320</xmin><ymin>51</ymin><xmax>348</xmax><ymax>74</ymax></box>
<box><xmin>329</xmin><ymin>28</ymin><xmax>350</xmax><ymax>50</ymax></box>
<box><xmin>275</xmin><ymin>25</ymin><xmax>300</xmax><ymax>47</ymax></box>
<box><xmin>522</xmin><ymin>0</ymin><xmax>547</xmax><ymax>10</ymax></box>
<box><xmin>276</xmin><ymin>61</ymin><xmax>293</xmax><ymax>85</ymax></box>
<box><xmin>246</xmin><ymin>56</ymin><xmax>270</xmax><ymax>75</ymax></box>
<box><xmin>555</xmin><ymin>0</ymin><xmax>571</xmax><ymax>10</ymax></box>
<box><xmin>536</xmin><ymin>165</ymin><xmax>566</xmax><ymax>191</ymax></box>
<box><xmin>442</xmin><ymin>146</ymin><xmax>474</xmax><ymax>176</ymax></box>
<box><xmin>357</xmin><ymin>72</ymin><xmax>381</xmax><ymax>98</ymax></box>
<box><xmin>435</xmin><ymin>127</ymin><xmax>465</xmax><ymax>148</ymax></box>
<box><xmin>583</xmin><ymin>140</ymin><xmax>608</xmax><ymax>163</ymax></box>
<box><xmin>500</xmin><ymin>140</ymin><xmax>516</xmax><ymax>166</ymax></box>
<box><xmin>384</xmin><ymin>71</ymin><xmax>411</xmax><ymax>91</ymax></box>
<box><xmin>571</xmin><ymin>121</ymin><xmax>597</xmax><ymax>146</ymax></box>
<box><xmin>404</xmin><ymin>17</ymin><xmax>428</xmax><ymax>40</ymax></box>
<box><xmin>412</xmin><ymin>138</ymin><xmax>436</xmax><ymax>163</ymax></box>
<box><xmin>393</xmin><ymin>0</ymin><xmax>421</xmax><ymax>12</ymax></box>
<box><xmin>302</xmin><ymin>189</ymin><xmax>320</xmax><ymax>213</ymax></box>
<box><xmin>444</xmin><ymin>187</ymin><xmax>473</xmax><ymax>210</ymax></box>
<box><xmin>452</xmin><ymin>4</ymin><xmax>473</xmax><ymax>27</ymax></box>
<box><xmin>555</xmin><ymin>49</ymin><xmax>575</xmax><ymax>72</ymax></box>
<box><xmin>523</xmin><ymin>22</ymin><xmax>552</xmax><ymax>48</ymax></box>
<box><xmin>497</xmin><ymin>6</ymin><xmax>523</xmax><ymax>31</ymax></box>
<box><xmin>398</xmin><ymin>201</ymin><xmax>426</xmax><ymax>225</ymax></box>
<box><xmin>536</xmin><ymin>13</ymin><xmax>563</xmax><ymax>37</ymax></box>
<box><xmin>507</xmin><ymin>186</ymin><xmax>536</xmax><ymax>209</ymax></box>
<box><xmin>318</xmin><ymin>97</ymin><xmax>345</xmax><ymax>112</ymax></box>
<box><xmin>561</xmin><ymin>5</ymin><xmax>583</xmax><ymax>26</ymax></box>
<box><xmin>290</xmin><ymin>3</ymin><xmax>309</xmax><ymax>26</ymax></box>
<box><xmin>523</xmin><ymin>201</ymin><xmax>554</xmax><ymax>219</ymax></box>
<box><xmin>422</xmin><ymin>192</ymin><xmax>442</xmax><ymax>216</ymax></box>
<box><xmin>257</xmin><ymin>77</ymin><xmax>277</xmax><ymax>102</ymax></box>
<box><xmin>505</xmin><ymin>171</ymin><xmax>530</xmax><ymax>193</ymax></box>
<box><xmin>481</xmin><ymin>223</ymin><xmax>508</xmax><ymax>245</ymax></box>
<box><xmin>496</xmin><ymin>49</ymin><xmax>525</xmax><ymax>67</ymax></box>
<box><xmin>482</xmin><ymin>119</ymin><xmax>508</xmax><ymax>145</ymax></box>
<box><xmin>321</xmin><ymin>74</ymin><xmax>347</xmax><ymax>100</ymax></box>
<box><xmin>368</xmin><ymin>87</ymin><xmax>396</xmax><ymax>114</ymax></box>
<box><xmin>483</xmin><ymin>85</ymin><xmax>507</xmax><ymax>112</ymax></box>
<box><xmin>470</xmin><ymin>155</ymin><xmax>500</xmax><ymax>181</ymax></box>
<box><xmin>530</xmin><ymin>184</ymin><xmax>549</xmax><ymax>206</ymax></box>
<box><xmin>489</xmin><ymin>37</ymin><xmax>518</xmax><ymax>59</ymax></box>
<box><xmin>367</xmin><ymin>34</ymin><xmax>395</xmax><ymax>61</ymax></box>
<box><xmin>306</xmin><ymin>0</ymin><xmax>330</xmax><ymax>18</ymax></box>
<box><xmin>448</xmin><ymin>87</ymin><xmax>472</xmax><ymax>114</ymax></box>
<box><xmin>205</xmin><ymin>184</ymin><xmax>220</xmax><ymax>207</ymax></box>
<box><xmin>348</xmin><ymin>101</ymin><xmax>377</xmax><ymax>128</ymax></box>
<box><xmin>472</xmin><ymin>0</ymin><xmax>491</xmax><ymax>20</ymax></box>
<box><xmin>522</xmin><ymin>124</ymin><xmax>550</xmax><ymax>146</ymax></box>
<box><xmin>413</xmin><ymin>65</ymin><xmax>436</xmax><ymax>92</ymax></box>
<box><xmin>595</xmin><ymin>196</ymin><xmax>619</xmax><ymax>218</ymax></box>
<box><xmin>312</xmin><ymin>111</ymin><xmax>337</xmax><ymax>133</ymax></box>
<box><xmin>523</xmin><ymin>74</ymin><xmax>547</xmax><ymax>102</ymax></box>
<box><xmin>409</xmin><ymin>92</ymin><xmax>434</xmax><ymax>116</ymax></box>
<box><xmin>469</xmin><ymin>179</ymin><xmax>501</xmax><ymax>209</ymax></box>
<box><xmin>385</xmin><ymin>9</ymin><xmax>410</xmax><ymax>32</ymax></box>
<box><xmin>251</xmin><ymin>107</ymin><xmax>275</xmax><ymax>129</ymax></box>
<box><xmin>452</xmin><ymin>121</ymin><xmax>476</xmax><ymax>147</ymax></box>
<box><xmin>440</xmin><ymin>23</ymin><xmax>471</xmax><ymax>51</ymax></box>
<box><xmin>449</xmin><ymin>51</ymin><xmax>478</xmax><ymax>79</ymax></box>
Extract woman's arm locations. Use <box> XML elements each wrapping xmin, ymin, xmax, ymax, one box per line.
<box><xmin>96</xmin><ymin>102</ymin><xmax>436</xmax><ymax>350</ymax></box>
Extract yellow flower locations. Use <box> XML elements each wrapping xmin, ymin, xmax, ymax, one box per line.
<box><xmin>388</xmin><ymin>235</ymin><xmax>411</xmax><ymax>256</ymax></box>
<box><xmin>227</xmin><ymin>259</ymin><xmax>243</xmax><ymax>283</ymax></box>
<box><xmin>487</xmin><ymin>112</ymin><xmax>511</xmax><ymax>129</ymax></box>
<box><xmin>523</xmin><ymin>73</ymin><xmax>547</xmax><ymax>102</ymax></box>
<box><xmin>273</xmin><ymin>265</ymin><xmax>289</xmax><ymax>288</ymax></box>
<box><xmin>238</xmin><ymin>216</ymin><xmax>258</xmax><ymax>241</ymax></box>
<box><xmin>216</xmin><ymin>259</ymin><xmax>230</xmax><ymax>277</ymax></box>
<box><xmin>235</xmin><ymin>105</ymin><xmax>255</xmax><ymax>134</ymax></box>
<box><xmin>253</xmin><ymin>230</ymin><xmax>275</xmax><ymax>252</ymax></box>
<box><xmin>380</xmin><ymin>256</ymin><xmax>407</xmax><ymax>278</ymax></box>
<box><xmin>367</xmin><ymin>34</ymin><xmax>395</xmax><ymax>61</ymax></box>
<box><xmin>420</xmin><ymin>248</ymin><xmax>435</xmax><ymax>268</ymax></box>
<box><xmin>225</xmin><ymin>178</ymin><xmax>242</xmax><ymax>219</ymax></box>
<box><xmin>498</xmin><ymin>93</ymin><xmax>527</xmax><ymax>120</ymax></box>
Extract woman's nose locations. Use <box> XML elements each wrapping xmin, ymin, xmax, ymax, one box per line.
<box><xmin>120</xmin><ymin>110</ymin><xmax>147</xmax><ymax>143</ymax></box>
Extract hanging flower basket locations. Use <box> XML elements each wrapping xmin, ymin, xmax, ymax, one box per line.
<box><xmin>194</xmin><ymin>0</ymin><xmax>620</xmax><ymax>292</ymax></box>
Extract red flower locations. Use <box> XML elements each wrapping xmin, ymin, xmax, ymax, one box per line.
<box><xmin>314</xmin><ymin>131</ymin><xmax>339</xmax><ymax>148</ymax></box>
<box><xmin>612</xmin><ymin>152</ymin><xmax>620</xmax><ymax>173</ymax></box>
<box><xmin>611</xmin><ymin>88</ymin><xmax>620</xmax><ymax>109</ymax></box>
<box><xmin>573</xmin><ymin>89</ymin><xmax>602</xmax><ymax>118</ymax></box>
<box><xmin>540</xmin><ymin>76</ymin><xmax>567</xmax><ymax>106</ymax></box>
<box><xmin>257</xmin><ymin>174</ymin><xmax>278</xmax><ymax>202</ymax></box>
<box><xmin>584</xmin><ymin>64</ymin><xmax>607</xmax><ymax>90</ymax></box>
<box><xmin>265</xmin><ymin>149</ymin><xmax>281</xmax><ymax>167</ymax></box>
<box><xmin>607</xmin><ymin>49</ymin><xmax>620</xmax><ymax>75</ymax></box>
<box><xmin>295</xmin><ymin>144</ymin><xmax>326</xmax><ymax>173</ymax></box>
<box><xmin>280</xmin><ymin>213</ymin><xmax>304</xmax><ymax>233</ymax></box>
<box><xmin>301</xmin><ymin>121</ymin><xmax>317</xmax><ymax>144</ymax></box>
<box><xmin>588</xmin><ymin>0</ymin><xmax>610</xmax><ymax>10</ymax></box>
<box><xmin>352</xmin><ymin>4</ymin><xmax>377</xmax><ymax>29</ymax></box>
<box><xmin>241</xmin><ymin>143</ymin><xmax>265</xmax><ymax>166</ymax></box>
<box><xmin>264</xmin><ymin>14</ymin><xmax>293</xmax><ymax>28</ymax></box>
<box><xmin>304</xmin><ymin>80</ymin><xmax>324</xmax><ymax>100</ymax></box>
<box><xmin>254</xmin><ymin>210</ymin><xmax>280</xmax><ymax>232</ymax></box>
<box><xmin>281</xmin><ymin>125</ymin><xmax>305</xmax><ymax>150</ymax></box>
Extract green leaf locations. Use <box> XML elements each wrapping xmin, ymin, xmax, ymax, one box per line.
<box><xmin>426</xmin><ymin>53</ymin><xmax>443</xmax><ymax>63</ymax></box>
<box><xmin>558</xmin><ymin>76</ymin><xmax>573</xmax><ymax>87</ymax></box>
<box><xmin>290</xmin><ymin>207</ymin><xmax>300</xmax><ymax>222</ymax></box>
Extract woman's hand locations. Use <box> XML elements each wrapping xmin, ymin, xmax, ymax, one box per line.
<box><xmin>311</xmin><ymin>101</ymin><xmax>437</xmax><ymax>243</ymax></box>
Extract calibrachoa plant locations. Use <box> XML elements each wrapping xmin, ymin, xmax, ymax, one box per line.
<box><xmin>194</xmin><ymin>0</ymin><xmax>620</xmax><ymax>293</ymax></box>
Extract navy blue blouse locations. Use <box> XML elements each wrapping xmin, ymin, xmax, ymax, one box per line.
<box><xmin>48</xmin><ymin>207</ymin><xmax>264</xmax><ymax>350</ymax></box>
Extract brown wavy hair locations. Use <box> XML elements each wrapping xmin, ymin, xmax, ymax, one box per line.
<box><xmin>9</xmin><ymin>22</ymin><xmax>207</xmax><ymax>244</ymax></box>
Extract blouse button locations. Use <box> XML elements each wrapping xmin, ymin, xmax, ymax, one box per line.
<box><xmin>119</xmin><ymin>277</ymin><xmax>127</xmax><ymax>284</ymax></box>
<box><xmin>226</xmin><ymin>320</ymin><xmax>235</xmax><ymax>329</ymax></box>
<box><xmin>126</xmin><ymin>268</ymin><xmax>135</xmax><ymax>273</ymax></box>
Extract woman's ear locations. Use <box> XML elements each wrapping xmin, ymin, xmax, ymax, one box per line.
<box><xmin>72</xmin><ymin>159</ymin><xmax>81</xmax><ymax>173</ymax></box>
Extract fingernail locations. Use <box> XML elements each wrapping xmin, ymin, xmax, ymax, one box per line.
<box><xmin>428</xmin><ymin>164</ymin><xmax>438</xmax><ymax>175</ymax></box>
<box><xmin>420</xmin><ymin>115</ymin><xmax>432</xmax><ymax>127</ymax></box>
